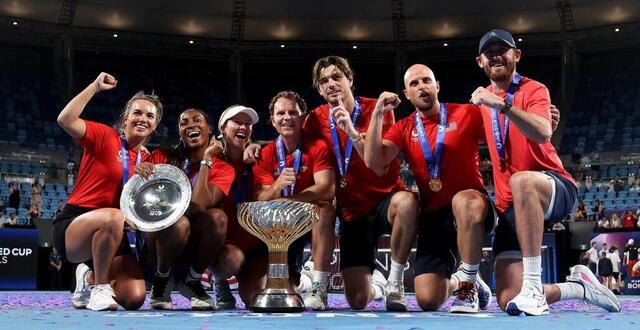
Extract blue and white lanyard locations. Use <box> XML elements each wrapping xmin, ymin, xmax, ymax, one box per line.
<box><xmin>414</xmin><ymin>103</ymin><xmax>448</xmax><ymax>180</ymax></box>
<box><xmin>490</xmin><ymin>72</ymin><xmax>522</xmax><ymax>163</ymax></box>
<box><xmin>329</xmin><ymin>97</ymin><xmax>361</xmax><ymax>180</ymax></box>
<box><xmin>276</xmin><ymin>135</ymin><xmax>302</xmax><ymax>197</ymax></box>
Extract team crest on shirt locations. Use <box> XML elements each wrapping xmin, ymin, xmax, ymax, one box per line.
<box><xmin>116</xmin><ymin>150</ymin><xmax>127</xmax><ymax>163</ymax></box>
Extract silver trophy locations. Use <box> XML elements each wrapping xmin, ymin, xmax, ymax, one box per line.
<box><xmin>120</xmin><ymin>164</ymin><xmax>191</xmax><ymax>232</ymax></box>
<box><xmin>237</xmin><ymin>200</ymin><xmax>319</xmax><ymax>312</ymax></box>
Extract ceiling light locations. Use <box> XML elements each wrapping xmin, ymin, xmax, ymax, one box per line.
<box><xmin>517</xmin><ymin>37</ymin><xmax>523</xmax><ymax>42</ymax></box>
<box><xmin>113</xmin><ymin>33</ymin><xmax>118</xmax><ymax>38</ymax></box>
<box><xmin>614</xmin><ymin>27</ymin><xmax>620</xmax><ymax>32</ymax></box>
<box><xmin>12</xmin><ymin>21</ymin><xmax>18</xmax><ymax>26</ymax></box>
<box><xmin>352</xmin><ymin>44</ymin><xmax>358</xmax><ymax>49</ymax></box>
<box><xmin>443</xmin><ymin>42</ymin><xmax>448</xmax><ymax>47</ymax></box>
<box><xmin>189</xmin><ymin>40</ymin><xmax>194</xmax><ymax>44</ymax></box>
<box><xmin>280</xmin><ymin>44</ymin><xmax>285</xmax><ymax>48</ymax></box>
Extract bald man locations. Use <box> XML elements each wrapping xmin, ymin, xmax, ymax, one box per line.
<box><xmin>364</xmin><ymin>64</ymin><xmax>495</xmax><ymax>313</ymax></box>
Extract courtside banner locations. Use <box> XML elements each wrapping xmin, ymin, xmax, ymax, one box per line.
<box><xmin>0</xmin><ymin>228</ymin><xmax>39</xmax><ymax>289</ymax></box>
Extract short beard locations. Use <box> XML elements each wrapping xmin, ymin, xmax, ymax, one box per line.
<box><xmin>484</xmin><ymin>61</ymin><xmax>516</xmax><ymax>83</ymax></box>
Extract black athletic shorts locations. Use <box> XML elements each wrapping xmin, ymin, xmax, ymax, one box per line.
<box><xmin>52</xmin><ymin>204</ymin><xmax>133</xmax><ymax>267</ymax></box>
<box><xmin>414</xmin><ymin>193</ymin><xmax>496</xmax><ymax>277</ymax></box>
<box><xmin>338</xmin><ymin>193</ymin><xmax>394</xmax><ymax>271</ymax></box>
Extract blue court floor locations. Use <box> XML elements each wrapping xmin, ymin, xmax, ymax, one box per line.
<box><xmin>1</xmin><ymin>291</ymin><xmax>639</xmax><ymax>330</ymax></box>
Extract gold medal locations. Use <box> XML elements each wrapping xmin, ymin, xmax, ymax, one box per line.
<box><xmin>340</xmin><ymin>177</ymin><xmax>347</xmax><ymax>189</ymax></box>
<box><xmin>429</xmin><ymin>178</ymin><xmax>442</xmax><ymax>192</ymax></box>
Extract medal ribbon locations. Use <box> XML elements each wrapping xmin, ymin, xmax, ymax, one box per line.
<box><xmin>490</xmin><ymin>72</ymin><xmax>522</xmax><ymax>164</ymax></box>
<box><xmin>414</xmin><ymin>103</ymin><xmax>448</xmax><ymax>181</ymax></box>
<box><xmin>182</xmin><ymin>159</ymin><xmax>201</xmax><ymax>187</ymax></box>
<box><xmin>276</xmin><ymin>135</ymin><xmax>302</xmax><ymax>197</ymax></box>
<box><xmin>329</xmin><ymin>97</ymin><xmax>361</xmax><ymax>185</ymax></box>
<box><xmin>120</xmin><ymin>135</ymin><xmax>142</xmax><ymax>186</ymax></box>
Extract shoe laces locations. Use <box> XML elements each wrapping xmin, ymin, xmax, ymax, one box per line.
<box><xmin>452</xmin><ymin>282</ymin><xmax>477</xmax><ymax>302</ymax></box>
<box><xmin>386</xmin><ymin>280</ymin><xmax>405</xmax><ymax>295</ymax></box>
<box><xmin>310</xmin><ymin>282</ymin><xmax>327</xmax><ymax>295</ymax></box>
<box><xmin>90</xmin><ymin>284</ymin><xmax>115</xmax><ymax>299</ymax></box>
<box><xmin>521</xmin><ymin>281</ymin><xmax>543</xmax><ymax>298</ymax></box>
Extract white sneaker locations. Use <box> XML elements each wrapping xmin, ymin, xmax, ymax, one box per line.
<box><xmin>86</xmin><ymin>284</ymin><xmax>118</xmax><ymax>311</ymax></box>
<box><xmin>505</xmin><ymin>281</ymin><xmax>549</xmax><ymax>316</ymax></box>
<box><xmin>385</xmin><ymin>280</ymin><xmax>407</xmax><ymax>312</ymax></box>
<box><xmin>296</xmin><ymin>260</ymin><xmax>314</xmax><ymax>294</ymax></box>
<box><xmin>71</xmin><ymin>263</ymin><xmax>91</xmax><ymax>309</ymax></box>
<box><xmin>371</xmin><ymin>269</ymin><xmax>387</xmax><ymax>301</ymax></box>
<box><xmin>566</xmin><ymin>264</ymin><xmax>621</xmax><ymax>312</ymax></box>
<box><xmin>304</xmin><ymin>282</ymin><xmax>328</xmax><ymax>311</ymax></box>
<box><xmin>450</xmin><ymin>281</ymin><xmax>479</xmax><ymax>313</ymax></box>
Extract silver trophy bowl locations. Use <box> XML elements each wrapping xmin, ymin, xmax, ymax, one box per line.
<box><xmin>120</xmin><ymin>164</ymin><xmax>191</xmax><ymax>232</ymax></box>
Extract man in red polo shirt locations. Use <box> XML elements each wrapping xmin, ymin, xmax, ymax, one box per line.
<box><xmin>471</xmin><ymin>29</ymin><xmax>620</xmax><ymax>316</ymax></box>
<box><xmin>304</xmin><ymin>56</ymin><xmax>419</xmax><ymax>311</ymax></box>
<box><xmin>364</xmin><ymin>64</ymin><xmax>494</xmax><ymax>313</ymax></box>
<box><xmin>253</xmin><ymin>91</ymin><xmax>336</xmax><ymax>310</ymax></box>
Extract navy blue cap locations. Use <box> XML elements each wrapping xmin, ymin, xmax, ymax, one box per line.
<box><xmin>478</xmin><ymin>29</ymin><xmax>517</xmax><ymax>53</ymax></box>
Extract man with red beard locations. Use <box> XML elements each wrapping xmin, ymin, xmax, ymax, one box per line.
<box><xmin>304</xmin><ymin>56</ymin><xmax>419</xmax><ymax>311</ymax></box>
<box><xmin>471</xmin><ymin>29</ymin><xmax>620</xmax><ymax>316</ymax></box>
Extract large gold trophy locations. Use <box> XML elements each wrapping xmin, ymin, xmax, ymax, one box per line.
<box><xmin>237</xmin><ymin>200</ymin><xmax>319</xmax><ymax>312</ymax></box>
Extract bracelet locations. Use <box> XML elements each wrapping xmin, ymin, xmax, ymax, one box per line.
<box><xmin>200</xmin><ymin>159</ymin><xmax>213</xmax><ymax>169</ymax></box>
<box><xmin>351</xmin><ymin>132</ymin><xmax>364</xmax><ymax>143</ymax></box>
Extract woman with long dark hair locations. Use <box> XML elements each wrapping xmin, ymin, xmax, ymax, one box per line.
<box><xmin>135</xmin><ymin>108</ymin><xmax>234</xmax><ymax>310</ymax></box>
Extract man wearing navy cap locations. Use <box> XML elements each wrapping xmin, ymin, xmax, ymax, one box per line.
<box><xmin>471</xmin><ymin>29</ymin><xmax>621</xmax><ymax>316</ymax></box>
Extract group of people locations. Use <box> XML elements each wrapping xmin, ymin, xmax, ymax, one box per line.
<box><xmin>52</xmin><ymin>29</ymin><xmax>621</xmax><ymax>316</ymax></box>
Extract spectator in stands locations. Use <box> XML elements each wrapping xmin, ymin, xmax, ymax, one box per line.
<box><xmin>571</xmin><ymin>148</ymin><xmax>581</xmax><ymax>164</ymax></box>
<box><xmin>592</xmin><ymin>199</ymin><xmax>604</xmax><ymax>221</ymax></box>
<box><xmin>587</xmin><ymin>242</ymin><xmax>599</xmax><ymax>274</ymax></box>
<box><xmin>610</xmin><ymin>212</ymin><xmax>622</xmax><ymax>229</ymax></box>
<box><xmin>610</xmin><ymin>176</ymin><xmax>624</xmax><ymax>193</ymax></box>
<box><xmin>597</xmin><ymin>216</ymin><xmax>609</xmax><ymax>229</ymax></box>
<box><xmin>27</xmin><ymin>203</ymin><xmax>39</xmax><ymax>225</ymax></box>
<box><xmin>30</xmin><ymin>182</ymin><xmax>43</xmax><ymax>215</ymax></box>
<box><xmin>624</xmin><ymin>239</ymin><xmax>638</xmax><ymax>277</ymax></box>
<box><xmin>7</xmin><ymin>212</ymin><xmax>17</xmax><ymax>226</ymax></box>
<box><xmin>630</xmin><ymin>176</ymin><xmax>640</xmax><ymax>192</ymax></box>
<box><xmin>572</xmin><ymin>199</ymin><xmax>587</xmax><ymax>221</ymax></box>
<box><xmin>598</xmin><ymin>251</ymin><xmax>613</xmax><ymax>289</ymax></box>
<box><xmin>607</xmin><ymin>246</ymin><xmax>622</xmax><ymax>294</ymax></box>
<box><xmin>55</xmin><ymin>200</ymin><xmax>65</xmax><ymax>218</ymax></box>
<box><xmin>49</xmin><ymin>247</ymin><xmax>63</xmax><ymax>290</ymax></box>
<box><xmin>584</xmin><ymin>175</ymin><xmax>593</xmax><ymax>192</ymax></box>
<box><xmin>0</xmin><ymin>210</ymin><xmax>6</xmax><ymax>227</ymax></box>
<box><xmin>0</xmin><ymin>199</ymin><xmax>4</xmax><ymax>213</ymax></box>
<box><xmin>621</xmin><ymin>209</ymin><xmax>637</xmax><ymax>229</ymax></box>
<box><xmin>8</xmin><ymin>182</ymin><xmax>20</xmax><ymax>210</ymax></box>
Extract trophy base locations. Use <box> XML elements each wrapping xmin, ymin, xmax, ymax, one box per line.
<box><xmin>250</xmin><ymin>288</ymin><xmax>305</xmax><ymax>313</ymax></box>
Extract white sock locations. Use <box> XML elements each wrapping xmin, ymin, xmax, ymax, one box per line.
<box><xmin>312</xmin><ymin>270</ymin><xmax>330</xmax><ymax>286</ymax></box>
<box><xmin>388</xmin><ymin>259</ymin><xmax>406</xmax><ymax>284</ymax></box>
<box><xmin>186</xmin><ymin>267</ymin><xmax>202</xmax><ymax>282</ymax></box>
<box><xmin>556</xmin><ymin>282</ymin><xmax>585</xmax><ymax>300</ymax></box>
<box><xmin>457</xmin><ymin>262</ymin><xmax>479</xmax><ymax>283</ymax></box>
<box><xmin>522</xmin><ymin>255</ymin><xmax>543</xmax><ymax>290</ymax></box>
<box><xmin>372</xmin><ymin>282</ymin><xmax>384</xmax><ymax>300</ymax></box>
<box><xmin>156</xmin><ymin>267</ymin><xmax>171</xmax><ymax>278</ymax></box>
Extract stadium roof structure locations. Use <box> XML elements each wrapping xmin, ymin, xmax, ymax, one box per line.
<box><xmin>1</xmin><ymin>0</ymin><xmax>639</xmax><ymax>61</ymax></box>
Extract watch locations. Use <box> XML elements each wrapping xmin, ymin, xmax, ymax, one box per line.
<box><xmin>500</xmin><ymin>97</ymin><xmax>512</xmax><ymax>114</ymax></box>
<box><xmin>200</xmin><ymin>159</ymin><xmax>213</xmax><ymax>169</ymax></box>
